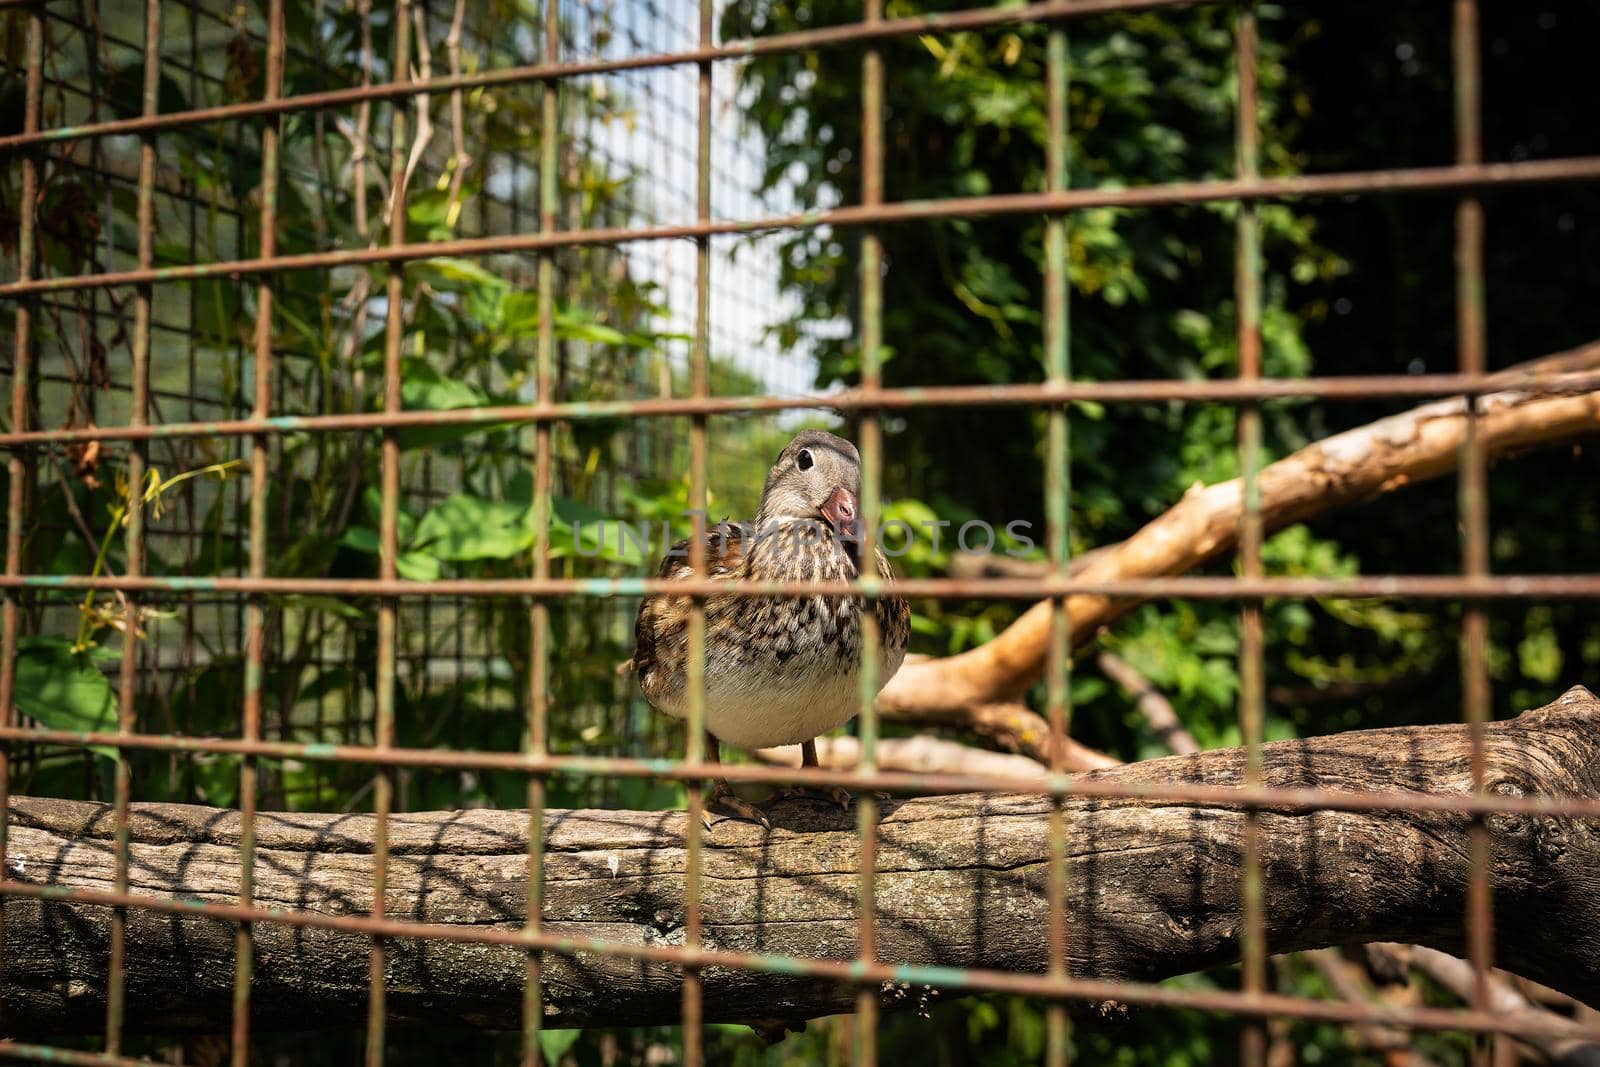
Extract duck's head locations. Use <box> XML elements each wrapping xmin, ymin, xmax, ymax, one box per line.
<box><xmin>757</xmin><ymin>430</ymin><xmax>864</xmax><ymax>566</ymax></box>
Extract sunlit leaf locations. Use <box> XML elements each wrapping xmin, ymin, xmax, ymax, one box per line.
<box><xmin>536</xmin><ymin>1030</ymin><xmax>581</xmax><ymax>1064</ymax></box>
<box><xmin>397</xmin><ymin>551</ymin><xmax>442</xmax><ymax>581</ymax></box>
<box><xmin>13</xmin><ymin>637</ymin><xmax>118</xmax><ymax>757</ymax></box>
<box><xmin>410</xmin><ymin>494</ymin><xmax>535</xmax><ymax>562</ymax></box>
<box><xmin>408</xmin><ymin>257</ymin><xmax>509</xmax><ymax>294</ymax></box>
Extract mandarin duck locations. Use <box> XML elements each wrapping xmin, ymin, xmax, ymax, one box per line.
<box><xmin>629</xmin><ymin>430</ymin><xmax>910</xmax><ymax>825</ymax></box>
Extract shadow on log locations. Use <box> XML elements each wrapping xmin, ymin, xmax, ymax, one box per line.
<box><xmin>2</xmin><ymin>687</ymin><xmax>1599</xmax><ymax>1035</ymax></box>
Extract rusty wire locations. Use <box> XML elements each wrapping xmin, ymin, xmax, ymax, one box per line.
<box><xmin>1042</xmin><ymin>15</ymin><xmax>1073</xmax><ymax>1066</ymax></box>
<box><xmin>2</xmin><ymin>157</ymin><xmax>1600</xmax><ymax>300</ymax></box>
<box><xmin>1234</xmin><ymin>6</ymin><xmax>1267</xmax><ymax>1064</ymax></box>
<box><xmin>8</xmin><ymin>366</ymin><xmax>1600</xmax><ymax>450</ymax></box>
<box><xmin>521</xmin><ymin>0</ymin><xmax>559</xmax><ymax>1061</ymax></box>
<box><xmin>1452</xmin><ymin>7</ymin><xmax>1496</xmax><ymax>1063</ymax></box>
<box><xmin>1</xmin><ymin>0</ymin><xmax>1599</xmax><ymax>1064</ymax></box>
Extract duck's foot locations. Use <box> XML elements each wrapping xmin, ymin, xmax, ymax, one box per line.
<box><xmin>767</xmin><ymin>784</ymin><xmax>854</xmax><ymax>812</ymax></box>
<box><xmin>702</xmin><ymin>780</ymin><xmax>770</xmax><ymax>829</ymax></box>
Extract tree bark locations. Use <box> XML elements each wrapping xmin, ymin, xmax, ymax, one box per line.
<box><xmin>3</xmin><ymin>687</ymin><xmax>1598</xmax><ymax>1035</ymax></box>
<box><xmin>756</xmin><ymin>733</ymin><xmax>1070</xmax><ymax>781</ymax></box>
<box><xmin>876</xmin><ymin>341</ymin><xmax>1600</xmax><ymax>714</ymax></box>
<box><xmin>854</xmin><ymin>684</ymin><xmax>1122</xmax><ymax>771</ymax></box>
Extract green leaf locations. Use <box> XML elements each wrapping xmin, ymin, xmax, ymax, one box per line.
<box><xmin>340</xmin><ymin>525</ymin><xmax>438</xmax><ymax>580</ymax></box>
<box><xmin>397</xmin><ymin>551</ymin><xmax>442</xmax><ymax>582</ymax></box>
<box><xmin>1518</xmin><ymin>620</ymin><xmax>1563</xmax><ymax>684</ymax></box>
<box><xmin>406</xmin><ymin>189</ymin><xmax>453</xmax><ymax>231</ymax></box>
<box><xmin>536</xmin><ymin>1030</ymin><xmax>581</xmax><ymax>1064</ymax></box>
<box><xmin>13</xmin><ymin>637</ymin><xmax>118</xmax><ymax>757</ymax></box>
<box><xmin>408</xmin><ymin>256</ymin><xmax>509</xmax><ymax>294</ymax></box>
<box><xmin>190</xmin><ymin>753</ymin><xmax>242</xmax><ymax>809</ymax></box>
<box><xmin>410</xmin><ymin>494</ymin><xmax>535</xmax><ymax>562</ymax></box>
<box><xmin>498</xmin><ymin>290</ymin><xmax>542</xmax><ymax>337</ymax></box>
<box><xmin>554</xmin><ymin>306</ymin><xmax>669</xmax><ymax>348</ymax></box>
<box><xmin>555</xmin><ymin>315</ymin><xmax>629</xmax><ymax>346</ymax></box>
<box><xmin>296</xmin><ymin>667</ymin><xmax>359</xmax><ymax>705</ymax></box>
<box><xmin>360</xmin><ymin>489</ymin><xmax>417</xmax><ymax>545</ymax></box>
<box><xmin>276</xmin><ymin>594</ymin><xmax>367</xmax><ymax>620</ymax></box>
<box><xmin>339</xmin><ymin>525</ymin><xmax>381</xmax><ymax>554</ymax></box>
<box><xmin>504</xmin><ymin>475</ymin><xmax>645</xmax><ymax>565</ymax></box>
<box><xmin>392</xmin><ymin>359</ymin><xmax>508</xmax><ymax>450</ymax></box>
<box><xmin>548</xmin><ymin>495</ymin><xmax>610</xmax><ymax>527</ymax></box>
<box><xmin>398</xmin><ymin>358</ymin><xmax>488</xmax><ymax>412</ymax></box>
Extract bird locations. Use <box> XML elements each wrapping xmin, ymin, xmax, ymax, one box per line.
<box><xmin>628</xmin><ymin>430</ymin><xmax>910</xmax><ymax>826</ymax></box>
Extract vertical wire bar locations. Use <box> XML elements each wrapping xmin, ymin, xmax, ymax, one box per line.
<box><xmin>521</xmin><ymin>1</ymin><xmax>559</xmax><ymax>1062</ymax></box>
<box><xmin>680</xmin><ymin>2</ymin><xmax>713</xmax><ymax>1062</ymax></box>
<box><xmin>370</xmin><ymin>4</ymin><xmax>413</xmax><ymax>1064</ymax></box>
<box><xmin>234</xmin><ymin>2</ymin><xmax>285</xmax><ymax>1061</ymax></box>
<box><xmin>185</xmin><ymin>0</ymin><xmax>203</xmax><ymax>819</ymax></box>
<box><xmin>1233</xmin><ymin>5</ymin><xmax>1268</xmax><ymax>1065</ymax></box>
<box><xmin>0</xmin><ymin>0</ymin><xmax>43</xmax><ymax>981</ymax></box>
<box><xmin>104</xmin><ymin>0</ymin><xmax>162</xmax><ymax>1051</ymax></box>
<box><xmin>854</xmin><ymin>2</ymin><xmax>885</xmax><ymax>1063</ymax></box>
<box><xmin>1042</xmin><ymin>19</ymin><xmax>1073</xmax><ymax>1067</ymax></box>
<box><xmin>1452</xmin><ymin>2</ymin><xmax>1494</xmax><ymax>1059</ymax></box>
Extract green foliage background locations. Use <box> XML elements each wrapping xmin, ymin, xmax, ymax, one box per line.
<box><xmin>2</xmin><ymin>0</ymin><xmax>1598</xmax><ymax>1062</ymax></box>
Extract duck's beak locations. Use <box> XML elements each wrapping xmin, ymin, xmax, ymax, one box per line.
<box><xmin>820</xmin><ymin>486</ymin><xmax>863</xmax><ymax>569</ymax></box>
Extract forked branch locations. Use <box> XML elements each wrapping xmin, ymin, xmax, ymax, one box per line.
<box><xmin>877</xmin><ymin>342</ymin><xmax>1600</xmax><ymax>715</ymax></box>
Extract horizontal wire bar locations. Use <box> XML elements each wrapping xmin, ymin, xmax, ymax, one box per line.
<box><xmin>3</xmin><ymin>157</ymin><xmax>1599</xmax><ymax>299</ymax></box>
<box><xmin>0</xmin><ymin>878</ymin><xmax>1596</xmax><ymax>1045</ymax></box>
<box><xmin>0</xmin><ymin>1043</ymin><xmax>157</xmax><ymax>1067</ymax></box>
<box><xmin>5</xmin><ymin>723</ymin><xmax>1600</xmax><ymax>819</ymax></box>
<box><xmin>0</xmin><ymin>574</ymin><xmax>1595</xmax><ymax>600</ymax></box>
<box><xmin>3</xmin><ymin>370</ymin><xmax>1596</xmax><ymax>449</ymax></box>
<box><xmin>0</xmin><ymin>0</ymin><xmax>1202</xmax><ymax>152</ymax></box>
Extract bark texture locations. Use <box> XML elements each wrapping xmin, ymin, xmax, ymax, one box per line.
<box><xmin>2</xmin><ymin>687</ymin><xmax>1598</xmax><ymax>1035</ymax></box>
<box><xmin>757</xmin><ymin>733</ymin><xmax>1069</xmax><ymax>781</ymax></box>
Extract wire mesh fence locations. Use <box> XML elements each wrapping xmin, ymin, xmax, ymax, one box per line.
<box><xmin>2</xmin><ymin>0</ymin><xmax>1599</xmax><ymax>1064</ymax></box>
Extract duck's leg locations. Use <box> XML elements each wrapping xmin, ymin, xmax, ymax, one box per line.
<box><xmin>702</xmin><ymin>731</ymin><xmax>770</xmax><ymax>829</ymax></box>
<box><xmin>767</xmin><ymin>738</ymin><xmax>854</xmax><ymax>811</ymax></box>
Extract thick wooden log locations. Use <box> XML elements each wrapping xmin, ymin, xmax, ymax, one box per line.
<box><xmin>2</xmin><ymin>687</ymin><xmax>1598</xmax><ymax>1035</ymax></box>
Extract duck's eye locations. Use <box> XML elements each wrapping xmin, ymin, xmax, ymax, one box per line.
<box><xmin>796</xmin><ymin>448</ymin><xmax>814</xmax><ymax>472</ymax></box>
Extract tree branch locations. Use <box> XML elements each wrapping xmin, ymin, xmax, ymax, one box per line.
<box><xmin>3</xmin><ymin>688</ymin><xmax>1599</xmax><ymax>1034</ymax></box>
<box><xmin>1405</xmin><ymin>945</ymin><xmax>1600</xmax><ymax>1065</ymax></box>
<box><xmin>1096</xmin><ymin>650</ymin><xmax>1200</xmax><ymax>755</ymax></box>
<box><xmin>944</xmin><ymin>543</ymin><xmax>1116</xmax><ymax>581</ymax></box>
<box><xmin>755</xmin><ymin>735</ymin><xmax>1055</xmax><ymax>781</ymax></box>
<box><xmin>877</xmin><ymin>341</ymin><xmax>1600</xmax><ymax>714</ymax></box>
<box><xmin>868</xmin><ymin>677</ymin><xmax>1121</xmax><ymax>770</ymax></box>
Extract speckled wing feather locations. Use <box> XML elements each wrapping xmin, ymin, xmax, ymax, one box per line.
<box><xmin>631</xmin><ymin>521</ymin><xmax>746</xmax><ymax>707</ymax></box>
<box><xmin>873</xmin><ymin>547</ymin><xmax>911</xmax><ymax>657</ymax></box>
